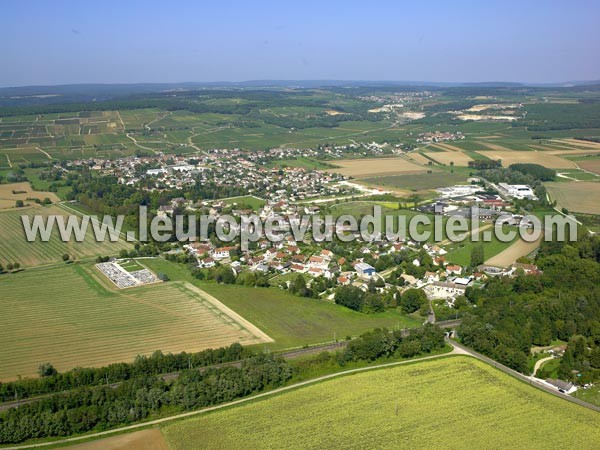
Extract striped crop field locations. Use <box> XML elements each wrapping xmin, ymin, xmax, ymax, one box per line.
<box><xmin>0</xmin><ymin>204</ymin><xmax>131</xmax><ymax>267</ymax></box>
<box><xmin>0</xmin><ymin>264</ymin><xmax>270</xmax><ymax>380</ymax></box>
<box><xmin>162</xmin><ymin>356</ymin><xmax>600</xmax><ymax>449</ymax></box>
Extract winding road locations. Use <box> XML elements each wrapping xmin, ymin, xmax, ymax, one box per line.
<box><xmin>531</xmin><ymin>355</ymin><xmax>554</xmax><ymax>377</ymax></box>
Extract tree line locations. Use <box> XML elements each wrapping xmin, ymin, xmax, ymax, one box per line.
<box><xmin>459</xmin><ymin>231</ymin><xmax>600</xmax><ymax>375</ymax></box>
<box><xmin>0</xmin><ymin>343</ymin><xmax>251</xmax><ymax>403</ymax></box>
<box><xmin>0</xmin><ymin>354</ymin><xmax>291</xmax><ymax>443</ymax></box>
<box><xmin>341</xmin><ymin>324</ymin><xmax>445</xmax><ymax>363</ymax></box>
<box><xmin>0</xmin><ymin>325</ymin><xmax>446</xmax><ymax>444</ymax></box>
<box><xmin>508</xmin><ymin>163</ymin><xmax>556</xmax><ymax>182</ymax></box>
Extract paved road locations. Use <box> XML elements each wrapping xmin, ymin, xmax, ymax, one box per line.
<box><xmin>448</xmin><ymin>339</ymin><xmax>600</xmax><ymax>413</ymax></box>
<box><xmin>2</xmin><ymin>347</ymin><xmax>462</xmax><ymax>450</ymax></box>
<box><xmin>4</xmin><ymin>339</ymin><xmax>598</xmax><ymax>449</ymax></box>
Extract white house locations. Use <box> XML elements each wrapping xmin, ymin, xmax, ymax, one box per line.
<box><xmin>544</xmin><ymin>379</ymin><xmax>578</xmax><ymax>394</ymax></box>
<box><xmin>146</xmin><ymin>168</ymin><xmax>167</xmax><ymax>176</ymax></box>
<box><xmin>213</xmin><ymin>246</ymin><xmax>236</xmax><ymax>259</ymax></box>
<box><xmin>308</xmin><ymin>256</ymin><xmax>328</xmax><ymax>268</ymax></box>
<box><xmin>423</xmin><ymin>271</ymin><xmax>440</xmax><ymax>283</ymax></box>
<box><xmin>424</xmin><ymin>281</ymin><xmax>466</xmax><ymax>303</ymax></box>
<box><xmin>199</xmin><ymin>257</ymin><xmax>215</xmax><ymax>268</ymax></box>
<box><xmin>445</xmin><ymin>264</ymin><xmax>462</xmax><ymax>276</ymax></box>
<box><xmin>320</xmin><ymin>249</ymin><xmax>333</xmax><ymax>260</ymax></box>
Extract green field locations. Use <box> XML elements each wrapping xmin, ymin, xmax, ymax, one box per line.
<box><xmin>328</xmin><ymin>201</ymin><xmax>421</xmax><ymax>218</ymax></box>
<box><xmin>19</xmin><ymin>168</ymin><xmax>72</xmax><ymax>199</ymax></box>
<box><xmin>2</xmin><ymin>87</ymin><xmax>600</xmax><ymax>165</ymax></box>
<box><xmin>0</xmin><ymin>103</ymin><xmax>399</xmax><ymax>160</ymax></box>
<box><xmin>574</xmin><ymin>385</ymin><xmax>600</xmax><ymax>407</ymax></box>
<box><xmin>221</xmin><ymin>195</ymin><xmax>266</xmax><ymax>210</ymax></box>
<box><xmin>118</xmin><ymin>258</ymin><xmax>145</xmax><ymax>272</ymax></box>
<box><xmin>267</xmin><ymin>271</ymin><xmax>305</xmax><ymax>287</ymax></box>
<box><xmin>0</xmin><ymin>204</ymin><xmax>131</xmax><ymax>267</ymax></box>
<box><xmin>162</xmin><ymin>356</ymin><xmax>600</xmax><ymax>449</ymax></box>
<box><xmin>443</xmin><ymin>226</ymin><xmax>519</xmax><ymax>266</ymax></box>
<box><xmin>361</xmin><ymin>171</ymin><xmax>469</xmax><ymax>192</ymax></box>
<box><xmin>328</xmin><ymin>201</ymin><xmax>453</xmax><ymax>242</ymax></box>
<box><xmin>0</xmin><ymin>110</ymin><xmax>135</xmax><ymax>162</ymax></box>
<box><xmin>142</xmin><ymin>258</ymin><xmax>421</xmax><ymax>349</ymax></box>
<box><xmin>0</xmin><ymin>264</ymin><xmax>267</xmax><ymax>380</ymax></box>
<box><xmin>555</xmin><ymin>168</ymin><xmax>600</xmax><ymax>181</ymax></box>
<box><xmin>189</xmin><ymin>119</ymin><xmax>399</xmax><ymax>151</ymax></box>
<box><xmin>267</xmin><ymin>157</ymin><xmax>334</xmax><ymax>170</ymax></box>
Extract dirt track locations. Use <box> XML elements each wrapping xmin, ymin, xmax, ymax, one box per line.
<box><xmin>184</xmin><ymin>283</ymin><xmax>274</xmax><ymax>344</ymax></box>
<box><xmin>485</xmin><ymin>236</ymin><xmax>541</xmax><ymax>267</ymax></box>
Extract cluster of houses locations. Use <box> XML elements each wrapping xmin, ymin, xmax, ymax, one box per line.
<box><xmin>179</xmin><ymin>216</ymin><xmax>501</xmax><ymax>302</ymax></box>
<box><xmin>416</xmin><ymin>131</ymin><xmax>464</xmax><ymax>143</ymax></box>
<box><xmin>72</xmin><ymin>149</ymin><xmax>361</xmax><ymax>203</ymax></box>
<box><xmin>185</xmin><ymin>238</ymin><xmax>348</xmax><ymax>281</ymax></box>
<box><xmin>478</xmin><ymin>262</ymin><xmax>542</xmax><ymax>277</ymax></box>
<box><xmin>359</xmin><ymin>91</ymin><xmax>433</xmax><ymax>106</ymax></box>
<box><xmin>421</xmin><ymin>261</ymin><xmax>542</xmax><ymax>304</ymax></box>
<box><xmin>93</xmin><ymin>164</ymin><xmax>541</xmax><ymax>305</ymax></box>
<box><xmin>71</xmin><ymin>144</ymin><xmax>543</xmax><ymax>307</ymax></box>
<box><xmin>166</xmin><ymin>177</ymin><xmax>544</xmax><ymax>303</ymax></box>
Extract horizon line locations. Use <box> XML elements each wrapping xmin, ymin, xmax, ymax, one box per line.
<box><xmin>2</xmin><ymin>78</ymin><xmax>600</xmax><ymax>90</ymax></box>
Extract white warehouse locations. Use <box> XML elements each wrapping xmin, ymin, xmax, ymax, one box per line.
<box><xmin>497</xmin><ymin>183</ymin><xmax>537</xmax><ymax>200</ymax></box>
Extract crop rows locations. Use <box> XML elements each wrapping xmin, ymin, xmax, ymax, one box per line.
<box><xmin>163</xmin><ymin>356</ymin><xmax>600</xmax><ymax>449</ymax></box>
<box><xmin>0</xmin><ymin>265</ymin><xmax>263</xmax><ymax>380</ymax></box>
<box><xmin>0</xmin><ymin>205</ymin><xmax>131</xmax><ymax>267</ymax></box>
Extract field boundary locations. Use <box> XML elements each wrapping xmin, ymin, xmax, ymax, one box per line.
<box><xmin>57</xmin><ymin>201</ymin><xmax>136</xmax><ymax>242</ymax></box>
<box><xmin>0</xmin><ymin>351</ymin><xmax>460</xmax><ymax>449</ymax></box>
<box><xmin>5</xmin><ymin>340</ymin><xmax>599</xmax><ymax>449</ymax></box>
<box><xmin>182</xmin><ymin>282</ymin><xmax>274</xmax><ymax>344</ymax></box>
<box><xmin>0</xmin><ymin>267</ymin><xmax>268</xmax><ymax>381</ymax></box>
<box><xmin>484</xmin><ymin>234</ymin><xmax>542</xmax><ymax>267</ymax></box>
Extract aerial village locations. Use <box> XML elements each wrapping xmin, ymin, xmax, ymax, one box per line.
<box><xmin>62</xmin><ymin>144</ymin><xmax>540</xmax><ymax>308</ymax></box>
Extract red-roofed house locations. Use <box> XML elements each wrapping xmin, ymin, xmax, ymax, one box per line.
<box><xmin>446</xmin><ymin>264</ymin><xmax>462</xmax><ymax>275</ymax></box>
<box><xmin>337</xmin><ymin>276</ymin><xmax>351</xmax><ymax>286</ymax></box>
<box><xmin>320</xmin><ymin>249</ymin><xmax>333</xmax><ymax>260</ymax></box>
<box><xmin>308</xmin><ymin>255</ymin><xmax>327</xmax><ymax>268</ymax></box>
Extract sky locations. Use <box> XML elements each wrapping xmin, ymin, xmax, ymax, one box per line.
<box><xmin>1</xmin><ymin>0</ymin><xmax>599</xmax><ymax>87</ymax></box>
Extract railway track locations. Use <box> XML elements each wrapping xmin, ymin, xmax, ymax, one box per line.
<box><xmin>0</xmin><ymin>341</ymin><xmax>349</xmax><ymax>412</ymax></box>
<box><xmin>0</xmin><ymin>328</ymin><xmax>462</xmax><ymax>412</ymax></box>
